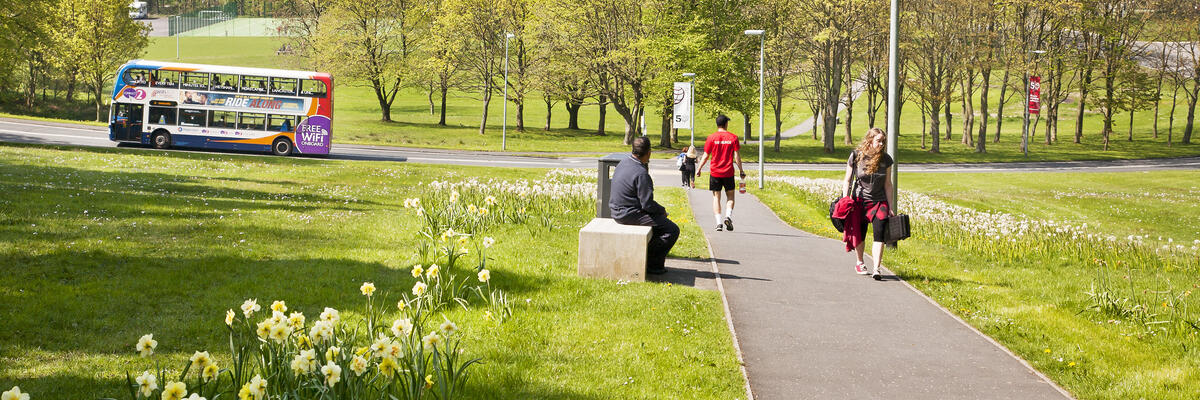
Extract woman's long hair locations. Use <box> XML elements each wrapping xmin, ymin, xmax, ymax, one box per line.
<box><xmin>854</xmin><ymin>128</ymin><xmax>887</xmax><ymax>174</ymax></box>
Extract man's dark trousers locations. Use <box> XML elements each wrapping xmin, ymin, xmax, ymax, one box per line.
<box><xmin>615</xmin><ymin>213</ymin><xmax>679</xmax><ymax>271</ymax></box>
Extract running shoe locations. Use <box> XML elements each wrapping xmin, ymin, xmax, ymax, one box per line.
<box><xmin>715</xmin><ymin>224</ymin><xmax>724</xmax><ymax>232</ymax></box>
<box><xmin>724</xmin><ymin>217</ymin><xmax>734</xmax><ymax>231</ymax></box>
<box><xmin>855</xmin><ymin>262</ymin><xmax>868</xmax><ymax>275</ymax></box>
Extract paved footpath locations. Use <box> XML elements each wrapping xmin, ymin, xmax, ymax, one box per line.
<box><xmin>685</xmin><ymin>188</ymin><xmax>1071</xmax><ymax>400</ymax></box>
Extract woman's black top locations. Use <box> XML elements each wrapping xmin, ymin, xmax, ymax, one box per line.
<box><xmin>682</xmin><ymin>156</ymin><xmax>697</xmax><ymax>171</ymax></box>
<box><xmin>848</xmin><ymin>150</ymin><xmax>893</xmax><ymax>202</ymax></box>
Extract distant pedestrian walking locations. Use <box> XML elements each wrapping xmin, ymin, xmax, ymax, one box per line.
<box><xmin>610</xmin><ymin>137</ymin><xmax>679</xmax><ymax>275</ymax></box>
<box><xmin>696</xmin><ymin>115</ymin><xmax>745</xmax><ymax>232</ymax></box>
<box><xmin>837</xmin><ymin>127</ymin><xmax>895</xmax><ymax>280</ymax></box>
<box><xmin>679</xmin><ymin>145</ymin><xmax>698</xmax><ymax>188</ymax></box>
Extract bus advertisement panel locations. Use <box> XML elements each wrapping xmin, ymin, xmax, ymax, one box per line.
<box><xmin>108</xmin><ymin>60</ymin><xmax>333</xmax><ymax>156</ymax></box>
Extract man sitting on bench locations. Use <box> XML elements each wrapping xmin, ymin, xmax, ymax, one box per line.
<box><xmin>610</xmin><ymin>137</ymin><xmax>679</xmax><ymax>275</ymax></box>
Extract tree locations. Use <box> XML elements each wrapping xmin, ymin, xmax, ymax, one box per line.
<box><xmin>54</xmin><ymin>0</ymin><xmax>149</xmax><ymax>121</ymax></box>
<box><xmin>422</xmin><ymin>10</ymin><xmax>466</xmax><ymax>126</ymax></box>
<box><xmin>907</xmin><ymin>0</ymin><xmax>967</xmax><ymax>153</ymax></box>
<box><xmin>1156</xmin><ymin>0</ymin><xmax>1199</xmax><ymax>144</ymax></box>
<box><xmin>439</xmin><ymin>0</ymin><xmax>505</xmax><ymax>135</ymax></box>
<box><xmin>1086</xmin><ymin>0</ymin><xmax>1146</xmax><ymax>150</ymax></box>
<box><xmin>305</xmin><ymin>0</ymin><xmax>428</xmax><ymax>122</ymax></box>
<box><xmin>795</xmin><ymin>0</ymin><xmax>876</xmax><ymax>153</ymax></box>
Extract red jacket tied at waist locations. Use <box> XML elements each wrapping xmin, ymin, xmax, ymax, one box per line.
<box><xmin>832</xmin><ymin>197</ymin><xmax>863</xmax><ymax>252</ymax></box>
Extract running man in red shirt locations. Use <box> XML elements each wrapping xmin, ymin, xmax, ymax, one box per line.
<box><xmin>696</xmin><ymin>115</ymin><xmax>745</xmax><ymax>231</ymax></box>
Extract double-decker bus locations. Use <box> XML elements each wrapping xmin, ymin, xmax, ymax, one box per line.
<box><xmin>109</xmin><ymin>60</ymin><xmax>333</xmax><ymax>156</ymax></box>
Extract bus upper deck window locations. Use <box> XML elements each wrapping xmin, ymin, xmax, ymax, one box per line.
<box><xmin>124</xmin><ymin>68</ymin><xmax>151</xmax><ymax>86</ymax></box>
<box><xmin>270</xmin><ymin>77</ymin><xmax>298</xmax><ymax>96</ymax></box>
<box><xmin>152</xmin><ymin>70</ymin><xmax>179</xmax><ymax>88</ymax></box>
<box><xmin>211</xmin><ymin>73</ymin><xmax>237</xmax><ymax>92</ymax></box>
<box><xmin>241</xmin><ymin>76</ymin><xmax>268</xmax><ymax>94</ymax></box>
<box><xmin>182</xmin><ymin>72</ymin><xmax>209</xmax><ymax>90</ymax></box>
<box><xmin>300</xmin><ymin>79</ymin><xmax>327</xmax><ymax>97</ymax></box>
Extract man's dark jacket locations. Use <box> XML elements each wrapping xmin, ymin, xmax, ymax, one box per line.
<box><xmin>609</xmin><ymin>154</ymin><xmax>666</xmax><ymax>221</ymax></box>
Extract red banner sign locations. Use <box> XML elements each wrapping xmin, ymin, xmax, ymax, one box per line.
<box><xmin>1028</xmin><ymin>76</ymin><xmax>1041</xmax><ymax>115</ymax></box>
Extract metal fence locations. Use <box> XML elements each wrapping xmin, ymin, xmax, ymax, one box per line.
<box><xmin>168</xmin><ymin>7</ymin><xmax>237</xmax><ymax>36</ymax></box>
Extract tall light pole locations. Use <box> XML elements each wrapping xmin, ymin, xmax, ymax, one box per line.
<box><xmin>1022</xmin><ymin>49</ymin><xmax>1046</xmax><ymax>157</ymax></box>
<box><xmin>886</xmin><ymin>0</ymin><xmax>898</xmax><ymax>207</ymax></box>
<box><xmin>744</xmin><ymin>29</ymin><xmax>765</xmax><ymax>189</ymax></box>
<box><xmin>503</xmin><ymin>32</ymin><xmax>514</xmax><ymax>151</ymax></box>
<box><xmin>682</xmin><ymin>72</ymin><xmax>696</xmax><ymax>146</ymax></box>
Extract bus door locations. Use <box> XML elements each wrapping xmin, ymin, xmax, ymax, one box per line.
<box><xmin>111</xmin><ymin>103</ymin><xmax>143</xmax><ymax>141</ymax></box>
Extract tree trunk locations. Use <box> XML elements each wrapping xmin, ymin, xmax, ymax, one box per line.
<box><xmin>373</xmin><ymin>79</ymin><xmax>394</xmax><ymax>122</ymax></box>
<box><xmin>995</xmin><ymin>70</ymin><xmax>1009</xmax><ymax>143</ymax></box>
<box><xmin>1184</xmin><ymin>78</ymin><xmax>1199</xmax><ymax>144</ymax></box>
<box><xmin>597</xmin><ymin>94</ymin><xmax>607</xmax><ymax>136</ymax></box>
<box><xmin>516</xmin><ymin>101</ymin><xmax>525</xmax><ymax>132</ymax></box>
<box><xmin>1168</xmin><ymin>80</ymin><xmax>1180</xmax><ymax>147</ymax></box>
<box><xmin>920</xmin><ymin>110</ymin><xmax>927</xmax><ymax>149</ymax></box>
<box><xmin>660</xmin><ymin>93</ymin><xmax>672</xmax><ymax>147</ymax></box>
<box><xmin>478</xmin><ymin>87</ymin><xmax>491</xmax><ymax>135</ymax></box>
<box><xmin>774</xmin><ymin>86</ymin><xmax>783</xmax><ymax>152</ymax></box>
<box><xmin>566</xmin><ymin>100</ymin><xmax>581</xmax><ymax>130</ymax></box>
<box><xmin>960</xmin><ymin>71</ymin><xmax>974</xmax><ymax>147</ymax></box>
<box><xmin>810</xmin><ymin>108</ymin><xmax>821</xmax><ymax>140</ymax></box>
<box><xmin>438</xmin><ymin>85</ymin><xmax>448</xmax><ymax>126</ymax></box>
<box><xmin>1128</xmin><ymin>109</ymin><xmax>1134</xmax><ymax>141</ymax></box>
<box><xmin>929</xmin><ymin>99</ymin><xmax>941</xmax><ymax>153</ymax></box>
<box><xmin>544</xmin><ymin>96</ymin><xmax>552</xmax><ymax>131</ymax></box>
<box><xmin>93</xmin><ymin>82</ymin><xmax>104</xmax><ymax>122</ymax></box>
<box><xmin>428</xmin><ymin>83</ymin><xmax>435</xmax><ymax>115</ymax></box>
<box><xmin>977</xmin><ymin>69</ymin><xmax>990</xmax><ymax>153</ymax></box>
<box><xmin>743</xmin><ymin>113</ymin><xmax>752</xmax><ymax>144</ymax></box>
<box><xmin>943</xmin><ymin>92</ymin><xmax>952</xmax><ymax>141</ymax></box>
<box><xmin>1075</xmin><ymin>67</ymin><xmax>1093</xmax><ymax>144</ymax></box>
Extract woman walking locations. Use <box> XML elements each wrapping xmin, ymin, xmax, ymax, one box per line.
<box><xmin>842</xmin><ymin>127</ymin><xmax>895</xmax><ymax>280</ymax></box>
<box><xmin>680</xmin><ymin>145</ymin><xmax>698</xmax><ymax>188</ymax></box>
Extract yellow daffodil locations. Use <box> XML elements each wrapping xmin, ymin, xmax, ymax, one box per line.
<box><xmin>161</xmin><ymin>381</ymin><xmax>186</xmax><ymax>400</ymax></box>
<box><xmin>255</xmin><ymin>321</ymin><xmax>272</xmax><ymax>339</ymax></box>
<box><xmin>480</xmin><ymin>207</ymin><xmax>490</xmax><ymax>216</ymax></box>
<box><xmin>424</xmin><ymin>374</ymin><xmax>434</xmax><ymax>389</ymax></box>
<box><xmin>458</xmin><ymin>246</ymin><xmax>470</xmax><ymax>255</ymax></box>
<box><xmin>291</xmin><ymin>349</ymin><xmax>316</xmax><ymax>376</ymax></box>
<box><xmin>378</xmin><ymin>356</ymin><xmax>398</xmax><ymax>378</ymax></box>
<box><xmin>241</xmin><ymin>299</ymin><xmax>261</xmax><ymax>318</ymax></box>
<box><xmin>422</xmin><ymin>332</ymin><xmax>441</xmax><ymax>352</ymax></box>
<box><xmin>202</xmin><ymin>363</ymin><xmax>218</xmax><ymax>382</ymax></box>
<box><xmin>247</xmin><ymin>375</ymin><xmax>267</xmax><ymax>399</ymax></box>
<box><xmin>350</xmin><ymin>355</ymin><xmax>368</xmax><ymax>376</ymax></box>
<box><xmin>321</xmin><ymin>360</ymin><xmax>342</xmax><ymax>387</ymax></box>
<box><xmin>391</xmin><ymin>318</ymin><xmax>413</xmax><ymax>337</ymax></box>
<box><xmin>320</xmin><ymin>307</ymin><xmax>340</xmax><ymax>324</ymax></box>
<box><xmin>225</xmin><ymin>309</ymin><xmax>235</xmax><ymax>326</ymax></box>
<box><xmin>2</xmin><ymin>386</ymin><xmax>30</xmax><ymax>400</ymax></box>
<box><xmin>326</xmin><ymin>346</ymin><xmax>341</xmax><ymax>361</ymax></box>
<box><xmin>416</xmin><ymin>207</ymin><xmax>425</xmax><ymax>216</ymax></box>
<box><xmin>184</xmin><ymin>393</ymin><xmax>205</xmax><ymax>400</ymax></box>
<box><xmin>296</xmin><ymin>335</ymin><xmax>312</xmax><ymax>349</ymax></box>
<box><xmin>440</xmin><ymin>319</ymin><xmax>458</xmax><ymax>335</ymax></box>
<box><xmin>269</xmin><ymin>323</ymin><xmax>292</xmax><ymax>343</ymax></box>
<box><xmin>270</xmin><ymin>300</ymin><xmax>287</xmax><ymax>313</ymax></box>
<box><xmin>411</xmin><ymin>265</ymin><xmax>424</xmax><ymax>278</ymax></box>
<box><xmin>484</xmin><ymin>195</ymin><xmax>497</xmax><ymax>206</ymax></box>
<box><xmin>426</xmin><ymin>264</ymin><xmax>440</xmax><ymax>280</ymax></box>
<box><xmin>189</xmin><ymin>351</ymin><xmax>212</xmax><ymax>370</ymax></box>
<box><xmin>309</xmin><ymin>321</ymin><xmax>334</xmax><ymax>343</ymax></box>
<box><xmin>288</xmin><ymin>312</ymin><xmax>305</xmax><ymax>330</ymax></box>
<box><xmin>484</xmin><ymin>310</ymin><xmax>494</xmax><ymax>321</ymax></box>
<box><xmin>136</xmin><ymin>334</ymin><xmax>157</xmax><ymax>357</ymax></box>
<box><xmin>456</xmin><ymin>235</ymin><xmax>470</xmax><ymax>247</ymax></box>
<box><xmin>135</xmin><ymin>371</ymin><xmax>158</xmax><ymax>398</ymax></box>
<box><xmin>238</xmin><ymin>385</ymin><xmax>251</xmax><ymax>400</ymax></box>
<box><xmin>397</xmin><ymin>300</ymin><xmax>408</xmax><ymax>311</ymax></box>
<box><xmin>360</xmin><ymin>282</ymin><xmax>376</xmax><ymax>297</ymax></box>
<box><xmin>477</xmin><ymin>269</ymin><xmax>491</xmax><ymax>283</ymax></box>
<box><xmin>412</xmin><ymin>282</ymin><xmax>428</xmax><ymax>296</ymax></box>
<box><xmin>483</xmin><ymin>237</ymin><xmax>495</xmax><ymax>248</ymax></box>
<box><xmin>448</xmin><ymin>191</ymin><xmax>459</xmax><ymax>204</ymax></box>
<box><xmin>467</xmin><ymin>204</ymin><xmax>478</xmax><ymax>214</ymax></box>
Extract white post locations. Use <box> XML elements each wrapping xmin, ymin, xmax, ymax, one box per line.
<box><xmin>887</xmin><ymin>0</ymin><xmax>899</xmax><ymax>207</ymax></box>
<box><xmin>690</xmin><ymin>76</ymin><xmax>696</xmax><ymax>146</ymax></box>
<box><xmin>757</xmin><ymin>35</ymin><xmax>764</xmax><ymax>189</ymax></box>
<box><xmin>175</xmin><ymin>16</ymin><xmax>180</xmax><ymax>60</ymax></box>
<box><xmin>503</xmin><ymin>33</ymin><xmax>511</xmax><ymax>151</ymax></box>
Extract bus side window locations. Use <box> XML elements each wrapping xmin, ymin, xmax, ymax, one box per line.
<box><xmin>299</xmin><ymin>79</ymin><xmax>327</xmax><ymax>97</ymax></box>
<box><xmin>180</xmin><ymin>109</ymin><xmax>207</xmax><ymax>127</ymax></box>
<box><xmin>149</xmin><ymin>107</ymin><xmax>177</xmax><ymax>125</ymax></box>
<box><xmin>239</xmin><ymin>112</ymin><xmax>266</xmax><ymax>131</ymax></box>
<box><xmin>268</xmin><ymin>115</ymin><xmax>294</xmax><ymax>131</ymax></box>
<box><xmin>209</xmin><ymin>110</ymin><xmax>236</xmax><ymax>129</ymax></box>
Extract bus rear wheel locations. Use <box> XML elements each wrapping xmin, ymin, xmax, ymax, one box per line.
<box><xmin>272</xmin><ymin>137</ymin><xmax>293</xmax><ymax>156</ymax></box>
<box><xmin>152</xmin><ymin>130</ymin><xmax>171</xmax><ymax>149</ymax></box>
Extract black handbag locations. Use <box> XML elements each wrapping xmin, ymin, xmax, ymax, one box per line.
<box><xmin>884</xmin><ymin>214</ymin><xmax>911</xmax><ymax>243</ymax></box>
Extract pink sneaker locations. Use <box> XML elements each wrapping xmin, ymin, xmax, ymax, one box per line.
<box><xmin>854</xmin><ymin>262</ymin><xmax>868</xmax><ymax>275</ymax></box>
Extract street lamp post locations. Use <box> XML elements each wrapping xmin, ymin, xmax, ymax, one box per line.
<box><xmin>1022</xmin><ymin>49</ymin><xmax>1046</xmax><ymax>157</ymax></box>
<box><xmin>744</xmin><ymin>29</ymin><xmax>765</xmax><ymax>189</ymax></box>
<box><xmin>886</xmin><ymin>0</ymin><xmax>899</xmax><ymax>207</ymax></box>
<box><xmin>682</xmin><ymin>72</ymin><xmax>696</xmax><ymax>146</ymax></box>
<box><xmin>503</xmin><ymin>32</ymin><xmax>514</xmax><ymax>151</ymax></box>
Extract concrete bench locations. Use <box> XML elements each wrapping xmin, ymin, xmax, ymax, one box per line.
<box><xmin>578</xmin><ymin>217</ymin><xmax>652</xmax><ymax>282</ymax></box>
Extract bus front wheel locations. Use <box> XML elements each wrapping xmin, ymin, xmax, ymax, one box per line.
<box><xmin>152</xmin><ymin>130</ymin><xmax>171</xmax><ymax>150</ymax></box>
<box><xmin>272</xmin><ymin>137</ymin><xmax>293</xmax><ymax>156</ymax></box>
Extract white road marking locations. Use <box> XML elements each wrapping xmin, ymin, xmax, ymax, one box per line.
<box><xmin>0</xmin><ymin>120</ymin><xmax>107</xmax><ymax>133</ymax></box>
<box><xmin>0</xmin><ymin>129</ymin><xmax>112</xmax><ymax>142</ymax></box>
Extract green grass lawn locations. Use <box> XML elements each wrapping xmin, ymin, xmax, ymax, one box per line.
<box><xmin>0</xmin><ymin>143</ymin><xmax>743</xmax><ymax>398</ymax></box>
<box><xmin>758</xmin><ymin>170</ymin><xmax>1200</xmax><ymax>399</ymax></box>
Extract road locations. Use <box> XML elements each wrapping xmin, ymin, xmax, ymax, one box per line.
<box><xmin>1</xmin><ymin>117</ymin><xmax>1198</xmax><ymax>173</ymax></box>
